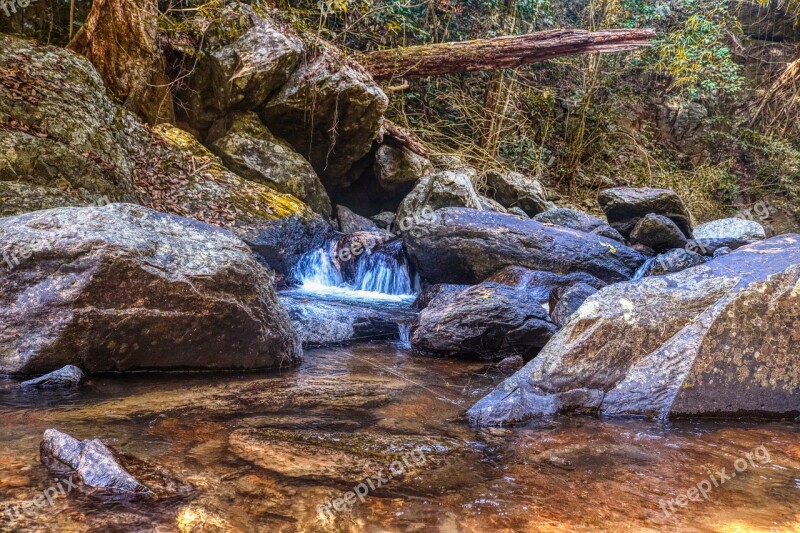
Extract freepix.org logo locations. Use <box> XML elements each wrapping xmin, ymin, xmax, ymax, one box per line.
<box><xmin>1</xmin><ymin>0</ymin><xmax>33</xmax><ymax>17</ymax></box>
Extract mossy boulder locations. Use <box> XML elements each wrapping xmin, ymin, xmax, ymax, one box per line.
<box><xmin>175</xmin><ymin>2</ymin><xmax>304</xmax><ymax>132</ymax></box>
<box><xmin>261</xmin><ymin>47</ymin><xmax>388</xmax><ymax>189</ymax></box>
<box><xmin>210</xmin><ymin>112</ymin><xmax>331</xmax><ymax>216</ymax></box>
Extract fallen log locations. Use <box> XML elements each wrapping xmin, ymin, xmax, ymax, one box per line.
<box><xmin>362</xmin><ymin>28</ymin><xmax>656</xmax><ymax>80</ymax></box>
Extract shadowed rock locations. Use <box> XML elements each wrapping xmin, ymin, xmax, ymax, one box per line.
<box><xmin>404</xmin><ymin>208</ymin><xmax>645</xmax><ymax>284</ymax></box>
<box><xmin>549</xmin><ymin>283</ymin><xmax>598</xmax><ymax>328</ymax></box>
<box><xmin>598</xmin><ymin>187</ymin><xmax>693</xmax><ymax>239</ymax></box>
<box><xmin>468</xmin><ymin>235</ymin><xmax>800</xmax><ymax>425</ymax></box>
<box><xmin>483</xmin><ymin>170</ymin><xmax>551</xmax><ymax>216</ymax></box>
<box><xmin>629</xmin><ymin>213</ymin><xmax>688</xmax><ymax>253</ymax></box>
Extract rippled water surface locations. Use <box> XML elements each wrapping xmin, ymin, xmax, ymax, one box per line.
<box><xmin>1</xmin><ymin>343</ymin><xmax>798</xmax><ymax>532</ymax></box>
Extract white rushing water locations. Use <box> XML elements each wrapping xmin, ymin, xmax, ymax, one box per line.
<box><xmin>291</xmin><ymin>239</ymin><xmax>418</xmax><ymax>301</ymax></box>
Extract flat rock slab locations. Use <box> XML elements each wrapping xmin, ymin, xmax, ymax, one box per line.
<box><xmin>229</xmin><ymin>428</ymin><xmax>463</xmax><ymax>482</ymax></box>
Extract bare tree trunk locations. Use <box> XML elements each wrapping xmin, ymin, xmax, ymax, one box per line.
<box><xmin>362</xmin><ymin>28</ymin><xmax>656</xmax><ymax>80</ymax></box>
<box><xmin>68</xmin><ymin>0</ymin><xmax>174</xmax><ymax>125</ymax></box>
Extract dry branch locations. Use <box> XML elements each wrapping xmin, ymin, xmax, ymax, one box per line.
<box><xmin>362</xmin><ymin>28</ymin><xmax>657</xmax><ymax>80</ymax></box>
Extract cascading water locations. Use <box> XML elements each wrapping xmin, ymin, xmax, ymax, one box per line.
<box><xmin>632</xmin><ymin>256</ymin><xmax>657</xmax><ymax>281</ymax></box>
<box><xmin>282</xmin><ymin>237</ymin><xmax>419</xmax><ymax>346</ymax></box>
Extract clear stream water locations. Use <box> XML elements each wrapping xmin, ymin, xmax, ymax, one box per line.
<box><xmin>0</xmin><ymin>343</ymin><xmax>798</xmax><ymax>532</ymax></box>
<box><xmin>1</xmin><ymin>245</ymin><xmax>798</xmax><ymax>531</ymax></box>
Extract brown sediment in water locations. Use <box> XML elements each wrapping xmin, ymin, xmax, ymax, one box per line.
<box><xmin>0</xmin><ymin>343</ymin><xmax>798</xmax><ymax>532</ymax></box>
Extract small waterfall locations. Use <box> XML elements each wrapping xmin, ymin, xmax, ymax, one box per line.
<box><xmin>352</xmin><ymin>240</ymin><xmax>413</xmax><ymax>296</ymax></box>
<box><xmin>292</xmin><ymin>238</ymin><xmax>416</xmax><ymax>298</ymax></box>
<box><xmin>398</xmin><ymin>323</ymin><xmax>412</xmax><ymax>348</ymax></box>
<box><xmin>632</xmin><ymin>257</ymin><xmax>656</xmax><ymax>281</ymax></box>
<box><xmin>292</xmin><ymin>241</ymin><xmax>343</xmax><ymax>288</ymax></box>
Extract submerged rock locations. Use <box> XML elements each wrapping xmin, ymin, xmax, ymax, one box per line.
<box><xmin>412</xmin><ymin>282</ymin><xmax>558</xmax><ymax>360</ymax></box>
<box><xmin>210</xmin><ymin>112</ymin><xmax>331</xmax><ymax>216</ymax></box>
<box><xmin>694</xmin><ymin>217</ymin><xmax>767</xmax><ymax>242</ymax></box>
<box><xmin>404</xmin><ymin>208</ymin><xmax>646</xmax><ymax>284</ymax></box>
<box><xmin>230</xmin><ymin>428</ymin><xmax>462</xmax><ymax>481</ymax></box>
<box><xmin>20</xmin><ymin>366</ymin><xmax>84</xmax><ymax>390</ymax></box>
<box><xmin>41</xmin><ymin>429</ymin><xmax>150</xmax><ymax>497</ymax></box>
<box><xmin>483</xmin><ymin>170</ymin><xmax>551</xmax><ymax>216</ymax></box>
<box><xmin>598</xmin><ymin>187</ymin><xmax>693</xmax><ymax>239</ymax></box>
<box><xmin>468</xmin><ymin>235</ymin><xmax>800</xmax><ymax>425</ymax></box>
<box><xmin>262</xmin><ymin>48</ymin><xmax>388</xmax><ymax>188</ymax></box>
<box><xmin>534</xmin><ymin>208</ymin><xmax>624</xmax><ymax>242</ymax></box>
<box><xmin>629</xmin><ymin>213</ymin><xmax>688</xmax><ymax>253</ymax></box>
<box><xmin>0</xmin><ymin>204</ymin><xmax>300</xmax><ymax>374</ymax></box>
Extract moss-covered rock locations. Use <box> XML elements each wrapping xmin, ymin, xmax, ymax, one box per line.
<box><xmin>210</xmin><ymin>112</ymin><xmax>331</xmax><ymax>216</ymax></box>
<box><xmin>261</xmin><ymin>47</ymin><xmax>388</xmax><ymax>189</ymax></box>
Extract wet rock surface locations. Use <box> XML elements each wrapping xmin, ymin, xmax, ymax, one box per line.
<box><xmin>549</xmin><ymin>282</ymin><xmax>598</xmax><ymax>328</ymax></box>
<box><xmin>412</xmin><ymin>282</ymin><xmax>558</xmax><ymax>360</ymax></box>
<box><xmin>650</xmin><ymin>248</ymin><xmax>706</xmax><ymax>276</ymax></box>
<box><xmin>337</xmin><ymin>205</ymin><xmax>382</xmax><ymax>234</ymax></box>
<box><xmin>469</xmin><ymin>235</ymin><xmax>800</xmax><ymax>425</ymax></box>
<box><xmin>0</xmin><ymin>204</ymin><xmax>300</xmax><ymax>374</ymax></box>
<box><xmin>598</xmin><ymin>187</ymin><xmax>694</xmax><ymax>239</ymax></box>
<box><xmin>534</xmin><ymin>208</ymin><xmax>624</xmax><ymax>242</ymax></box>
<box><xmin>404</xmin><ymin>207</ymin><xmax>645</xmax><ymax>284</ymax></box>
<box><xmin>20</xmin><ymin>365</ymin><xmax>84</xmax><ymax>390</ymax></box>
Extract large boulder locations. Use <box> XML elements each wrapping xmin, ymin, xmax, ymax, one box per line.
<box><xmin>0</xmin><ymin>34</ymin><xmax>138</xmax><ymax>213</ymax></box>
<box><xmin>373</xmin><ymin>143</ymin><xmax>433</xmax><ymax>195</ymax></box>
<box><xmin>598</xmin><ymin>187</ymin><xmax>693</xmax><ymax>239</ymax></box>
<box><xmin>395</xmin><ymin>171</ymin><xmax>483</xmax><ymax>230</ymax></box>
<box><xmin>694</xmin><ymin>217</ymin><xmax>767</xmax><ymax>242</ymax></box>
<box><xmin>534</xmin><ymin>208</ymin><xmax>624</xmax><ymax>242</ymax></box>
<box><xmin>175</xmin><ymin>3</ymin><xmax>303</xmax><ymax>131</ymax></box>
<box><xmin>468</xmin><ymin>236</ymin><xmax>800</xmax><ymax>425</ymax></box>
<box><xmin>210</xmin><ymin>112</ymin><xmax>331</xmax><ymax>216</ymax></box>
<box><xmin>483</xmin><ymin>170</ymin><xmax>551</xmax><ymax>216</ymax></box>
<box><xmin>629</xmin><ymin>213</ymin><xmax>688</xmax><ymax>253</ymax></box>
<box><xmin>261</xmin><ymin>48</ymin><xmax>388</xmax><ymax>188</ymax></box>
<box><xmin>404</xmin><ymin>208</ymin><xmax>646</xmax><ymax>284</ymax></box>
<box><xmin>411</xmin><ymin>282</ymin><xmax>558</xmax><ymax>360</ymax></box>
<box><xmin>0</xmin><ymin>204</ymin><xmax>301</xmax><ymax>374</ymax></box>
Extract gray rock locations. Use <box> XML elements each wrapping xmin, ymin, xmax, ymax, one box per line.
<box><xmin>483</xmin><ymin>170</ymin><xmax>551</xmax><ymax>216</ymax></box>
<box><xmin>404</xmin><ymin>208</ymin><xmax>646</xmax><ymax>285</ymax></box>
<box><xmin>550</xmin><ymin>283</ymin><xmax>599</xmax><ymax>328</ymax></box>
<box><xmin>479</xmin><ymin>195</ymin><xmax>508</xmax><ymax>213</ymax></box>
<box><xmin>412</xmin><ymin>284</ymin><xmax>471</xmax><ymax>311</ymax></box>
<box><xmin>412</xmin><ymin>282</ymin><xmax>558</xmax><ymax>360</ymax></box>
<box><xmin>210</xmin><ymin>112</ymin><xmax>331</xmax><ymax>216</ymax></box>
<box><xmin>373</xmin><ymin>144</ymin><xmax>433</xmax><ymax>194</ymax></box>
<box><xmin>629</xmin><ymin>213</ymin><xmax>688</xmax><ymax>252</ymax></box>
<box><xmin>694</xmin><ymin>218</ymin><xmax>767</xmax><ymax>242</ymax></box>
<box><xmin>493</xmin><ymin>355</ymin><xmax>525</xmax><ymax>374</ymax></box>
<box><xmin>534</xmin><ymin>208</ymin><xmax>624</xmax><ymax>243</ymax></box>
<box><xmin>650</xmin><ymin>248</ymin><xmax>706</xmax><ymax>276</ymax></box>
<box><xmin>686</xmin><ymin>237</ymin><xmax>754</xmax><ymax>256</ymax></box>
<box><xmin>371</xmin><ymin>211</ymin><xmax>396</xmax><ymax>231</ymax></box>
<box><xmin>0</xmin><ymin>204</ymin><xmax>301</xmax><ymax>374</ymax></box>
<box><xmin>468</xmin><ymin>235</ymin><xmax>800</xmax><ymax>425</ymax></box>
<box><xmin>395</xmin><ymin>171</ymin><xmax>483</xmax><ymax>231</ymax></box>
<box><xmin>262</xmin><ymin>48</ymin><xmax>388</xmax><ymax>188</ymax></box>
<box><xmin>713</xmin><ymin>246</ymin><xmax>732</xmax><ymax>258</ymax></box>
<box><xmin>598</xmin><ymin>187</ymin><xmax>693</xmax><ymax>239</ymax></box>
<box><xmin>507</xmin><ymin>207</ymin><xmax>529</xmax><ymax>218</ymax></box>
<box><xmin>20</xmin><ymin>365</ymin><xmax>84</xmax><ymax>390</ymax></box>
<box><xmin>41</xmin><ymin>429</ymin><xmax>150</xmax><ymax>497</ymax></box>
<box><xmin>337</xmin><ymin>205</ymin><xmax>380</xmax><ymax>234</ymax></box>
<box><xmin>486</xmin><ymin>266</ymin><xmax>606</xmax><ymax>303</ymax></box>
<box><xmin>177</xmin><ymin>3</ymin><xmax>303</xmax><ymax>131</ymax></box>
